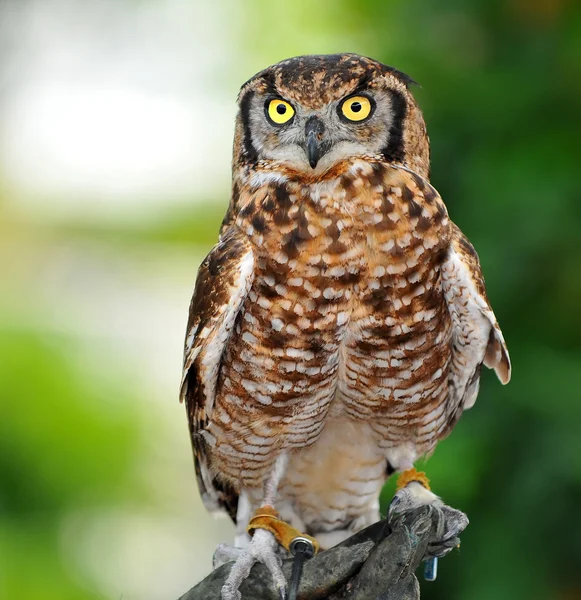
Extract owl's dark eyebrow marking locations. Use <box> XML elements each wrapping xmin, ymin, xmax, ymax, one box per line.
<box><xmin>240</xmin><ymin>90</ymin><xmax>258</xmax><ymax>165</ymax></box>
<box><xmin>380</xmin><ymin>89</ymin><xmax>407</xmax><ymax>164</ymax></box>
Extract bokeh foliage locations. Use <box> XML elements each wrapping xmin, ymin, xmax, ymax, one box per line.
<box><xmin>1</xmin><ymin>1</ymin><xmax>580</xmax><ymax>599</ymax></box>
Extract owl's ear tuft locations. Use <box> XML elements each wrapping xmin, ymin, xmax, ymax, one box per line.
<box><xmin>238</xmin><ymin>68</ymin><xmax>277</xmax><ymax>101</ymax></box>
<box><xmin>258</xmin><ymin>70</ymin><xmax>278</xmax><ymax>95</ymax></box>
<box><xmin>384</xmin><ymin>66</ymin><xmax>419</xmax><ymax>89</ymax></box>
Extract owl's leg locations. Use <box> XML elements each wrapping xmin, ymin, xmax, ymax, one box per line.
<box><xmin>213</xmin><ymin>493</ymin><xmax>253</xmax><ymax>569</ymax></box>
<box><xmin>213</xmin><ymin>491</ymin><xmax>288</xmax><ymax>567</ymax></box>
<box><xmin>220</xmin><ymin>455</ymin><xmax>290</xmax><ymax>600</ymax></box>
<box><xmin>389</xmin><ymin>468</ymin><xmax>468</xmax><ymax>560</ymax></box>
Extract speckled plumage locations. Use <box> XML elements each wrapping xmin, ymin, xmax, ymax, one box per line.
<box><xmin>180</xmin><ymin>54</ymin><xmax>510</xmax><ymax>550</ymax></box>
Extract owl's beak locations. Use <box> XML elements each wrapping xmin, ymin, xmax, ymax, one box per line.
<box><xmin>305</xmin><ymin>117</ymin><xmax>325</xmax><ymax>169</ymax></box>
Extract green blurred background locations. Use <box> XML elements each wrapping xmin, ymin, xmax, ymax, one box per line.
<box><xmin>1</xmin><ymin>1</ymin><xmax>580</xmax><ymax>599</ymax></box>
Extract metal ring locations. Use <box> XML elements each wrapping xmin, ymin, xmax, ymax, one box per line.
<box><xmin>289</xmin><ymin>536</ymin><xmax>315</xmax><ymax>558</ymax></box>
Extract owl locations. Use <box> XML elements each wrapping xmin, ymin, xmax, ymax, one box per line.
<box><xmin>180</xmin><ymin>54</ymin><xmax>510</xmax><ymax>600</ymax></box>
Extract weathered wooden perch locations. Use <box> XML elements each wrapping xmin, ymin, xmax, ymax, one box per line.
<box><xmin>178</xmin><ymin>503</ymin><xmax>468</xmax><ymax>600</ymax></box>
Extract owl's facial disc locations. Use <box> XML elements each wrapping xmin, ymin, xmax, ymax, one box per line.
<box><xmin>244</xmin><ymin>88</ymin><xmax>398</xmax><ymax>173</ymax></box>
<box><xmin>235</xmin><ymin>54</ymin><xmax>431</xmax><ymax>179</ymax></box>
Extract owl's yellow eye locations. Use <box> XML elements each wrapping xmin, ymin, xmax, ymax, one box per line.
<box><xmin>266</xmin><ymin>99</ymin><xmax>295</xmax><ymax>125</ymax></box>
<box><xmin>340</xmin><ymin>95</ymin><xmax>373</xmax><ymax>122</ymax></box>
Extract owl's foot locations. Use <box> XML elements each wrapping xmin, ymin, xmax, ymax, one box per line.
<box><xmin>213</xmin><ymin>544</ymin><xmax>245</xmax><ymax>570</ymax></box>
<box><xmin>246</xmin><ymin>505</ymin><xmax>319</xmax><ymax>554</ymax></box>
<box><xmin>220</xmin><ymin>528</ymin><xmax>287</xmax><ymax>600</ymax></box>
<box><xmin>389</xmin><ymin>469</ymin><xmax>468</xmax><ymax>560</ymax></box>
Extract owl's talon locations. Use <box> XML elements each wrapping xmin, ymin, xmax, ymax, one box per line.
<box><xmin>389</xmin><ymin>480</ymin><xmax>439</xmax><ymax>521</ymax></box>
<box><xmin>388</xmin><ymin>495</ymin><xmax>402</xmax><ymax>512</ymax></box>
<box><xmin>213</xmin><ymin>543</ymin><xmax>245</xmax><ymax>570</ymax></box>
<box><xmin>389</xmin><ymin>477</ymin><xmax>468</xmax><ymax>560</ymax></box>
<box><xmin>220</xmin><ymin>529</ymin><xmax>287</xmax><ymax>600</ymax></box>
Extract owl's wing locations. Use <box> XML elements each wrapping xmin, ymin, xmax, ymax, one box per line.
<box><xmin>180</xmin><ymin>226</ymin><xmax>255</xmax><ymax>520</ymax></box>
<box><xmin>441</xmin><ymin>222</ymin><xmax>511</xmax><ymax>430</ymax></box>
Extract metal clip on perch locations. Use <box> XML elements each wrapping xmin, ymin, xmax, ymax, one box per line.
<box><xmin>287</xmin><ymin>536</ymin><xmax>316</xmax><ymax>600</ymax></box>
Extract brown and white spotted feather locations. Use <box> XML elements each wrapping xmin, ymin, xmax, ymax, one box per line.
<box><xmin>181</xmin><ymin>53</ymin><xmax>511</xmax><ymax>541</ymax></box>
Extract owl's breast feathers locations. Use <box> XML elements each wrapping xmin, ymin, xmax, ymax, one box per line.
<box><xmin>181</xmin><ymin>157</ymin><xmax>510</xmax><ymax>519</ymax></box>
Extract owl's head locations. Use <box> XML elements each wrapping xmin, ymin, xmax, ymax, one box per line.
<box><xmin>233</xmin><ymin>54</ymin><xmax>430</xmax><ymax>178</ymax></box>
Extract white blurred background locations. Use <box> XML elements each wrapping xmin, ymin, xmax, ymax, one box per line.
<box><xmin>1</xmin><ymin>2</ymin><xmax>240</xmax><ymax>599</ymax></box>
